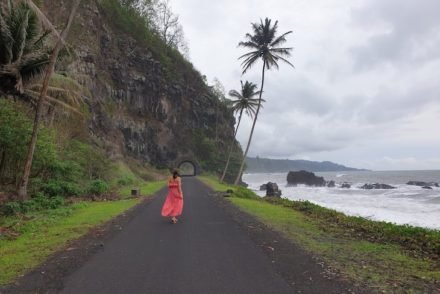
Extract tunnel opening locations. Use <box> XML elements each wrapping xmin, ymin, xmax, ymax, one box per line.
<box><xmin>177</xmin><ymin>161</ymin><xmax>197</xmax><ymax>177</ymax></box>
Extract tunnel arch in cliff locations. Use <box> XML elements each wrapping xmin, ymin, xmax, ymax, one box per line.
<box><xmin>173</xmin><ymin>158</ymin><xmax>201</xmax><ymax>177</ymax></box>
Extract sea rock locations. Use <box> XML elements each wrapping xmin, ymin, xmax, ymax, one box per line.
<box><xmin>360</xmin><ymin>183</ymin><xmax>396</xmax><ymax>190</ymax></box>
<box><xmin>407</xmin><ymin>181</ymin><xmax>439</xmax><ymax>187</ymax></box>
<box><xmin>260</xmin><ymin>184</ymin><xmax>267</xmax><ymax>191</ymax></box>
<box><xmin>341</xmin><ymin>183</ymin><xmax>351</xmax><ymax>188</ymax></box>
<box><xmin>422</xmin><ymin>186</ymin><xmax>433</xmax><ymax>190</ymax></box>
<box><xmin>262</xmin><ymin>182</ymin><xmax>282</xmax><ymax>197</ymax></box>
<box><xmin>287</xmin><ymin>170</ymin><xmax>326</xmax><ymax>187</ymax></box>
<box><xmin>327</xmin><ymin>180</ymin><xmax>336</xmax><ymax>188</ymax></box>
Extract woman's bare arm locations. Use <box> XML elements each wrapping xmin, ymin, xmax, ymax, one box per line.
<box><xmin>178</xmin><ymin>177</ymin><xmax>183</xmax><ymax>198</ymax></box>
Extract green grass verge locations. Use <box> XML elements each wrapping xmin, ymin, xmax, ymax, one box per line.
<box><xmin>0</xmin><ymin>199</ymin><xmax>139</xmax><ymax>285</ymax></box>
<box><xmin>201</xmin><ymin>176</ymin><xmax>440</xmax><ymax>292</ymax></box>
<box><xmin>111</xmin><ymin>161</ymin><xmax>166</xmax><ymax>198</ymax></box>
<box><xmin>197</xmin><ymin>175</ymin><xmax>234</xmax><ymax>192</ymax></box>
<box><xmin>231</xmin><ymin>198</ymin><xmax>439</xmax><ymax>292</ymax></box>
<box><xmin>118</xmin><ymin>180</ymin><xmax>166</xmax><ymax>198</ymax></box>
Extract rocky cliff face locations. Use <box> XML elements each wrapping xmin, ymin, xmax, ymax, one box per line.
<box><xmin>41</xmin><ymin>0</ymin><xmax>237</xmax><ymax>169</ymax></box>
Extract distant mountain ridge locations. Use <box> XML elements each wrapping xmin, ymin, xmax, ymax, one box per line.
<box><xmin>245</xmin><ymin>157</ymin><xmax>367</xmax><ymax>173</ymax></box>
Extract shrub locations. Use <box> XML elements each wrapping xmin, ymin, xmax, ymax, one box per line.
<box><xmin>117</xmin><ymin>175</ymin><xmax>135</xmax><ymax>186</ymax></box>
<box><xmin>0</xmin><ymin>99</ymin><xmax>58</xmax><ymax>186</ymax></box>
<box><xmin>41</xmin><ymin>180</ymin><xmax>82</xmax><ymax>197</ymax></box>
<box><xmin>0</xmin><ymin>195</ymin><xmax>65</xmax><ymax>216</ymax></box>
<box><xmin>87</xmin><ymin>180</ymin><xmax>110</xmax><ymax>195</ymax></box>
<box><xmin>1</xmin><ymin>201</ymin><xmax>22</xmax><ymax>215</ymax></box>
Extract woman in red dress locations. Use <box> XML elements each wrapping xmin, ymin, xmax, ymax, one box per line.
<box><xmin>161</xmin><ymin>169</ymin><xmax>184</xmax><ymax>224</ymax></box>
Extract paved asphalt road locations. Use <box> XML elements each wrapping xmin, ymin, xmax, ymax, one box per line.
<box><xmin>61</xmin><ymin>177</ymin><xmax>294</xmax><ymax>294</ymax></box>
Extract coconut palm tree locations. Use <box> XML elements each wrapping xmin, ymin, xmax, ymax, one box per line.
<box><xmin>234</xmin><ymin>18</ymin><xmax>293</xmax><ymax>185</ymax></box>
<box><xmin>0</xmin><ymin>1</ymin><xmax>51</xmax><ymax>94</ymax></box>
<box><xmin>220</xmin><ymin>80</ymin><xmax>262</xmax><ymax>182</ymax></box>
<box><xmin>17</xmin><ymin>0</ymin><xmax>82</xmax><ymax>199</ymax></box>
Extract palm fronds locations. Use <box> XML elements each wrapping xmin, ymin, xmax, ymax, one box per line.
<box><xmin>22</xmin><ymin>0</ymin><xmax>65</xmax><ymax>45</ymax></box>
<box><xmin>238</xmin><ymin>17</ymin><xmax>293</xmax><ymax>74</ymax></box>
<box><xmin>24</xmin><ymin>88</ymin><xmax>83</xmax><ymax>115</ymax></box>
<box><xmin>28</xmin><ymin>73</ymin><xmax>86</xmax><ymax>113</ymax></box>
<box><xmin>0</xmin><ymin>0</ymin><xmax>50</xmax><ymax>93</ymax></box>
<box><xmin>227</xmin><ymin>80</ymin><xmax>263</xmax><ymax>119</ymax></box>
<box><xmin>0</xmin><ymin>9</ymin><xmax>14</xmax><ymax>64</ymax></box>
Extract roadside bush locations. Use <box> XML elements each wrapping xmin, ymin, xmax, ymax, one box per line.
<box><xmin>117</xmin><ymin>175</ymin><xmax>135</xmax><ymax>186</ymax></box>
<box><xmin>41</xmin><ymin>179</ymin><xmax>82</xmax><ymax>197</ymax></box>
<box><xmin>64</xmin><ymin>140</ymin><xmax>112</xmax><ymax>182</ymax></box>
<box><xmin>1</xmin><ymin>202</ymin><xmax>21</xmax><ymax>216</ymax></box>
<box><xmin>0</xmin><ymin>99</ymin><xmax>58</xmax><ymax>187</ymax></box>
<box><xmin>87</xmin><ymin>180</ymin><xmax>110</xmax><ymax>195</ymax></box>
<box><xmin>1</xmin><ymin>195</ymin><xmax>65</xmax><ymax>216</ymax></box>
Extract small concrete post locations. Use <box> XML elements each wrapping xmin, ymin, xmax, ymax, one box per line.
<box><xmin>131</xmin><ymin>188</ymin><xmax>140</xmax><ymax>197</ymax></box>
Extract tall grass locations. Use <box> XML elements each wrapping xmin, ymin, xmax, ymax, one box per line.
<box><xmin>265</xmin><ymin>197</ymin><xmax>440</xmax><ymax>258</ymax></box>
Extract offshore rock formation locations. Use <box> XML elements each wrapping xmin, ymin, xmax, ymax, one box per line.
<box><xmin>360</xmin><ymin>183</ymin><xmax>396</xmax><ymax>190</ymax></box>
<box><xmin>287</xmin><ymin>170</ymin><xmax>326</xmax><ymax>187</ymax></box>
<box><xmin>407</xmin><ymin>181</ymin><xmax>439</xmax><ymax>187</ymax></box>
<box><xmin>260</xmin><ymin>182</ymin><xmax>282</xmax><ymax>197</ymax></box>
<box><xmin>39</xmin><ymin>1</ymin><xmax>238</xmax><ymax>168</ymax></box>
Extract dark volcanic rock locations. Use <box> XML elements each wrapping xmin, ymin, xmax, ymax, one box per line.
<box><xmin>35</xmin><ymin>1</ymin><xmax>240</xmax><ymax>170</ymax></box>
<box><xmin>326</xmin><ymin>180</ymin><xmax>336</xmax><ymax>188</ymax></box>
<box><xmin>422</xmin><ymin>186</ymin><xmax>433</xmax><ymax>190</ymax></box>
<box><xmin>340</xmin><ymin>183</ymin><xmax>351</xmax><ymax>188</ymax></box>
<box><xmin>360</xmin><ymin>183</ymin><xmax>396</xmax><ymax>190</ymax></box>
<box><xmin>266</xmin><ymin>183</ymin><xmax>281</xmax><ymax>197</ymax></box>
<box><xmin>261</xmin><ymin>182</ymin><xmax>282</xmax><ymax>197</ymax></box>
<box><xmin>407</xmin><ymin>181</ymin><xmax>439</xmax><ymax>187</ymax></box>
<box><xmin>287</xmin><ymin>170</ymin><xmax>326</xmax><ymax>186</ymax></box>
<box><xmin>260</xmin><ymin>184</ymin><xmax>267</xmax><ymax>191</ymax></box>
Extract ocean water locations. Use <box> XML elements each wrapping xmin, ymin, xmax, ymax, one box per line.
<box><xmin>242</xmin><ymin>170</ymin><xmax>440</xmax><ymax>230</ymax></box>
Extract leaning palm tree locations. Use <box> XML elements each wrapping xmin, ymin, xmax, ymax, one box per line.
<box><xmin>234</xmin><ymin>18</ymin><xmax>293</xmax><ymax>185</ymax></box>
<box><xmin>220</xmin><ymin>80</ymin><xmax>262</xmax><ymax>182</ymax></box>
<box><xmin>17</xmin><ymin>0</ymin><xmax>82</xmax><ymax>199</ymax></box>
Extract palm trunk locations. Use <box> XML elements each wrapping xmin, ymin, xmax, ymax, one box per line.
<box><xmin>220</xmin><ymin>109</ymin><xmax>243</xmax><ymax>183</ymax></box>
<box><xmin>16</xmin><ymin>0</ymin><xmax>81</xmax><ymax>200</ymax></box>
<box><xmin>234</xmin><ymin>61</ymin><xmax>266</xmax><ymax>185</ymax></box>
<box><xmin>48</xmin><ymin>105</ymin><xmax>56</xmax><ymax>128</ymax></box>
<box><xmin>0</xmin><ymin>150</ymin><xmax>6</xmax><ymax>180</ymax></box>
<box><xmin>215</xmin><ymin>102</ymin><xmax>219</xmax><ymax>141</ymax></box>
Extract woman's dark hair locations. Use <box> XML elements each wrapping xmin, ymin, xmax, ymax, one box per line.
<box><xmin>172</xmin><ymin>169</ymin><xmax>179</xmax><ymax>179</ymax></box>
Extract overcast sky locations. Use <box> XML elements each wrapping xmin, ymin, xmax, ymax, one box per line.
<box><xmin>171</xmin><ymin>0</ymin><xmax>440</xmax><ymax>170</ymax></box>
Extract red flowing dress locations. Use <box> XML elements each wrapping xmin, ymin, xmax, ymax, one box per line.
<box><xmin>161</xmin><ymin>178</ymin><xmax>184</xmax><ymax>217</ymax></box>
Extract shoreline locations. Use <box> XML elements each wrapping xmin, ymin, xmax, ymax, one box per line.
<box><xmin>243</xmin><ymin>171</ymin><xmax>440</xmax><ymax>230</ymax></box>
<box><xmin>199</xmin><ymin>175</ymin><xmax>440</xmax><ymax>293</ymax></box>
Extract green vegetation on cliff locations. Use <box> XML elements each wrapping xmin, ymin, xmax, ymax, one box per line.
<box><xmin>98</xmin><ymin>0</ymin><xmax>193</xmax><ymax>81</ymax></box>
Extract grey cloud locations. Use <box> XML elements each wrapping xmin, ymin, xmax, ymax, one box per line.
<box><xmin>172</xmin><ymin>0</ymin><xmax>440</xmax><ymax>169</ymax></box>
<box><xmin>350</xmin><ymin>0</ymin><xmax>440</xmax><ymax>70</ymax></box>
<box><xmin>356</xmin><ymin>80</ymin><xmax>440</xmax><ymax>125</ymax></box>
<box><xmin>263</xmin><ymin>75</ymin><xmax>335</xmax><ymax>116</ymax></box>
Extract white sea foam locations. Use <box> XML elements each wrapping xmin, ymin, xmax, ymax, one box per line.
<box><xmin>243</xmin><ymin>171</ymin><xmax>440</xmax><ymax>230</ymax></box>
